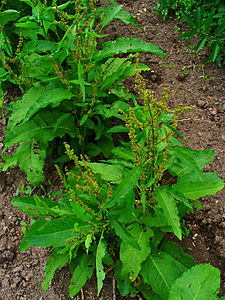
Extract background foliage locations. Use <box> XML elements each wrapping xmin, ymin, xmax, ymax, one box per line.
<box><xmin>156</xmin><ymin>0</ymin><xmax>225</xmax><ymax>66</ymax></box>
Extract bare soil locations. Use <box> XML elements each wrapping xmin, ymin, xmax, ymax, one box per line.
<box><xmin>0</xmin><ymin>0</ymin><xmax>224</xmax><ymax>299</ymax></box>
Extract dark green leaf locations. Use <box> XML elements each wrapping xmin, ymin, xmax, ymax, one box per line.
<box><xmin>109</xmin><ymin>216</ymin><xmax>141</xmax><ymax>250</ymax></box>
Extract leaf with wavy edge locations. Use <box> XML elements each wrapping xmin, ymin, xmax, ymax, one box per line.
<box><xmin>93</xmin><ymin>37</ymin><xmax>166</xmax><ymax>61</ymax></box>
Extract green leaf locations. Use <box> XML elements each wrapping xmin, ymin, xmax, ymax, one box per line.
<box><xmin>159</xmin><ymin>240</ymin><xmax>195</xmax><ymax>268</ymax></box>
<box><xmin>195</xmin><ymin>7</ymin><xmax>201</xmax><ymax>29</ymax></box>
<box><xmin>42</xmin><ymin>250</ymin><xmax>70</xmax><ymax>292</ymax></box>
<box><xmin>80</xmin><ymin>114</ymin><xmax>88</xmax><ymax>126</ymax></box>
<box><xmin>96</xmin><ymin>234</ymin><xmax>106</xmax><ymax>295</ymax></box>
<box><xmin>115</xmin><ymin>260</ymin><xmax>136</xmax><ymax>297</ymax></box>
<box><xmin>112</xmin><ymin>147</ymin><xmax>135</xmax><ymax>162</ymax></box>
<box><xmin>205</xmin><ymin>10</ymin><xmax>215</xmax><ymax>32</ymax></box>
<box><xmin>114</xmin><ymin>9</ymin><xmax>143</xmax><ymax>30</ymax></box>
<box><xmin>5</xmin><ymin>111</ymin><xmax>75</xmax><ymax>148</ymax></box>
<box><xmin>85</xmin><ymin>234</ymin><xmax>92</xmax><ymax>254</ymax></box>
<box><xmin>212</xmin><ymin>43</ymin><xmax>220</xmax><ymax>62</ymax></box>
<box><xmin>181</xmin><ymin>11</ymin><xmax>196</xmax><ymax>28</ymax></box>
<box><xmin>0</xmin><ymin>10</ymin><xmax>20</xmax><ymax>25</ymax></box>
<box><xmin>138</xmin><ymin>209</ymin><xmax>169</xmax><ymax>228</ymax></box>
<box><xmin>155</xmin><ymin>187</ymin><xmax>182</xmax><ymax>240</ymax></box>
<box><xmin>169</xmin><ymin>264</ymin><xmax>220</xmax><ymax>300</ymax></box>
<box><xmin>11</xmin><ymin>195</ymin><xmax>58</xmax><ymax>218</ymax></box>
<box><xmin>24</xmin><ymin>217</ymin><xmax>90</xmax><ymax>247</ymax></box>
<box><xmin>141</xmin><ymin>252</ymin><xmax>187</xmax><ymax>299</ymax></box>
<box><xmin>22</xmin><ymin>40</ymin><xmax>58</xmax><ymax>55</ymax></box>
<box><xmin>107</xmin><ymin>125</ymin><xmax>129</xmax><ymax>133</ymax></box>
<box><xmin>15</xmin><ymin>21</ymin><xmax>40</xmax><ymax>29</ymax></box>
<box><xmin>196</xmin><ymin>36</ymin><xmax>207</xmax><ymax>52</ymax></box>
<box><xmin>215</xmin><ymin>19</ymin><xmax>225</xmax><ymax>36</ymax></box>
<box><xmin>22</xmin><ymin>87</ymin><xmax>74</xmax><ymax>125</ymax></box>
<box><xmin>22</xmin><ymin>53</ymin><xmax>54</xmax><ymax>80</ymax></box>
<box><xmin>87</xmin><ymin>162</ymin><xmax>124</xmax><ymax>183</ymax></box>
<box><xmin>103</xmin><ymin>167</ymin><xmax>141</xmax><ymax>209</ymax></box>
<box><xmin>4</xmin><ymin>111</ymin><xmax>76</xmax><ymax>185</ymax></box>
<box><xmin>101</xmin><ymin>5</ymin><xmax>123</xmax><ymax>29</ymax></box>
<box><xmin>94</xmin><ymin>37</ymin><xmax>166</xmax><ymax>61</ymax></box>
<box><xmin>172</xmin><ymin>173</ymin><xmax>224</xmax><ymax>200</ymax></box>
<box><xmin>3</xmin><ymin>141</ymin><xmax>46</xmax><ymax>185</ymax></box>
<box><xmin>120</xmin><ymin>223</ymin><xmax>153</xmax><ymax>281</ymax></box>
<box><xmin>109</xmin><ymin>216</ymin><xmax>141</xmax><ymax>250</ymax></box>
<box><xmin>69</xmin><ymin>253</ymin><xmax>95</xmax><ymax>297</ymax></box>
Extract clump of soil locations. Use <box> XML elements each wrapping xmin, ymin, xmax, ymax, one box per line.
<box><xmin>0</xmin><ymin>0</ymin><xmax>224</xmax><ymax>298</ymax></box>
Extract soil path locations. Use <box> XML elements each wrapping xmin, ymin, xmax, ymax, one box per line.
<box><xmin>0</xmin><ymin>0</ymin><xmax>224</xmax><ymax>299</ymax></box>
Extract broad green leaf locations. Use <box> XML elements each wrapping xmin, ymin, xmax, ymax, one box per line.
<box><xmin>155</xmin><ymin>187</ymin><xmax>182</xmax><ymax>240</ymax></box>
<box><xmin>96</xmin><ymin>234</ymin><xmax>106</xmax><ymax>295</ymax></box>
<box><xmin>69</xmin><ymin>253</ymin><xmax>95</xmax><ymax>297</ymax></box>
<box><xmin>24</xmin><ymin>217</ymin><xmax>90</xmax><ymax>247</ymax></box>
<box><xmin>103</xmin><ymin>167</ymin><xmax>141</xmax><ymax>209</ymax></box>
<box><xmin>169</xmin><ymin>264</ymin><xmax>220</xmax><ymax>300</ymax></box>
<box><xmin>94</xmin><ymin>37</ymin><xmax>166</xmax><ymax>61</ymax></box>
<box><xmin>0</xmin><ymin>10</ymin><xmax>20</xmax><ymax>25</ymax></box>
<box><xmin>172</xmin><ymin>173</ymin><xmax>224</xmax><ymax>200</ymax></box>
<box><xmin>167</xmin><ymin>147</ymin><xmax>203</xmax><ymax>179</ymax></box>
<box><xmin>23</xmin><ymin>53</ymin><xmax>54</xmax><ymax>80</ymax></box>
<box><xmin>3</xmin><ymin>141</ymin><xmax>46</xmax><ymax>185</ymax></box>
<box><xmin>159</xmin><ymin>240</ymin><xmax>195</xmax><ymax>268</ymax></box>
<box><xmin>115</xmin><ymin>260</ymin><xmax>136</xmax><ymax>297</ymax></box>
<box><xmin>141</xmin><ymin>252</ymin><xmax>187</xmax><ymax>299</ymax></box>
<box><xmin>114</xmin><ymin>9</ymin><xmax>143</xmax><ymax>30</ymax></box>
<box><xmin>109</xmin><ymin>216</ymin><xmax>140</xmax><ymax>250</ymax></box>
<box><xmin>87</xmin><ymin>162</ymin><xmax>124</xmax><ymax>183</ymax></box>
<box><xmin>4</xmin><ymin>111</ymin><xmax>76</xmax><ymax>185</ymax></box>
<box><xmin>22</xmin><ymin>87</ymin><xmax>74</xmax><ymax>124</ymax></box>
<box><xmin>11</xmin><ymin>195</ymin><xmax>58</xmax><ymax>218</ymax></box>
<box><xmin>5</xmin><ymin>111</ymin><xmax>76</xmax><ymax>147</ymax></box>
<box><xmin>137</xmin><ymin>278</ymin><xmax>162</xmax><ymax>300</ymax></box>
<box><xmin>15</xmin><ymin>21</ymin><xmax>41</xmax><ymax>29</ymax></box>
<box><xmin>42</xmin><ymin>250</ymin><xmax>70</xmax><ymax>292</ymax></box>
<box><xmin>138</xmin><ymin>209</ymin><xmax>169</xmax><ymax>228</ymax></box>
<box><xmin>101</xmin><ymin>5</ymin><xmax>123</xmax><ymax>29</ymax></box>
<box><xmin>112</xmin><ymin>147</ymin><xmax>135</xmax><ymax>162</ymax></box>
<box><xmin>120</xmin><ymin>223</ymin><xmax>153</xmax><ymax>281</ymax></box>
<box><xmin>22</xmin><ymin>40</ymin><xmax>58</xmax><ymax>55</ymax></box>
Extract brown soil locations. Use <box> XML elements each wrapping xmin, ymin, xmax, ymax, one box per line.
<box><xmin>0</xmin><ymin>0</ymin><xmax>224</xmax><ymax>299</ymax></box>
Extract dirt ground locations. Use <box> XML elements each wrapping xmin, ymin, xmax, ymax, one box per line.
<box><xmin>0</xmin><ymin>0</ymin><xmax>224</xmax><ymax>299</ymax></box>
